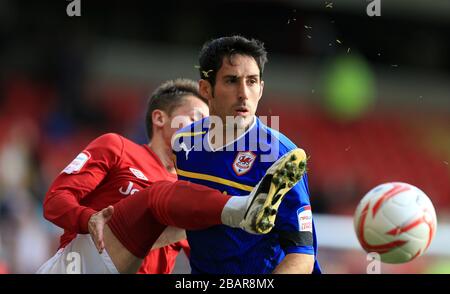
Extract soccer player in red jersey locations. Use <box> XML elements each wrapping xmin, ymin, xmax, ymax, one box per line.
<box><xmin>38</xmin><ymin>79</ymin><xmax>208</xmax><ymax>273</ymax></box>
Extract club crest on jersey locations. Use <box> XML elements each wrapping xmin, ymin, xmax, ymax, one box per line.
<box><xmin>232</xmin><ymin>151</ymin><xmax>256</xmax><ymax>176</ymax></box>
<box><xmin>129</xmin><ymin>168</ymin><xmax>148</xmax><ymax>181</ymax></box>
<box><xmin>62</xmin><ymin>151</ymin><xmax>91</xmax><ymax>174</ymax></box>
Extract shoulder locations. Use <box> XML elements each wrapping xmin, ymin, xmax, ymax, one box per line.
<box><xmin>257</xmin><ymin>118</ymin><xmax>298</xmax><ymax>155</ymax></box>
<box><xmin>91</xmin><ymin>133</ymin><xmax>124</xmax><ymax>145</ymax></box>
<box><xmin>87</xmin><ymin>133</ymin><xmax>125</xmax><ymax>157</ymax></box>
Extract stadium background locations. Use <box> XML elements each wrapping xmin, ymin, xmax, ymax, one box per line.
<box><xmin>0</xmin><ymin>0</ymin><xmax>449</xmax><ymax>274</ymax></box>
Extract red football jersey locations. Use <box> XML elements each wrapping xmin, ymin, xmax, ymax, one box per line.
<box><xmin>43</xmin><ymin>133</ymin><xmax>185</xmax><ymax>274</ymax></box>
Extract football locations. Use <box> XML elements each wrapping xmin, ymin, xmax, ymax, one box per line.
<box><xmin>354</xmin><ymin>182</ymin><xmax>437</xmax><ymax>263</ymax></box>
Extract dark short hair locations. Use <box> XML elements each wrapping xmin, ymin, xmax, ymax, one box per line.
<box><xmin>198</xmin><ymin>35</ymin><xmax>268</xmax><ymax>87</ymax></box>
<box><xmin>145</xmin><ymin>78</ymin><xmax>207</xmax><ymax>140</ymax></box>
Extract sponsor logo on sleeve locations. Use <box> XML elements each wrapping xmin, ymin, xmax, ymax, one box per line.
<box><xmin>297</xmin><ymin>205</ymin><xmax>313</xmax><ymax>232</ymax></box>
<box><xmin>62</xmin><ymin>151</ymin><xmax>90</xmax><ymax>174</ymax></box>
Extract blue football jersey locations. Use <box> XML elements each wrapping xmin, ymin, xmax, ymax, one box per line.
<box><xmin>172</xmin><ymin>116</ymin><xmax>321</xmax><ymax>274</ymax></box>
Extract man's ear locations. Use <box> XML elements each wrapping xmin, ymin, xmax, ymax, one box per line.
<box><xmin>199</xmin><ymin>79</ymin><xmax>213</xmax><ymax>101</ymax></box>
<box><xmin>152</xmin><ymin>109</ymin><xmax>167</xmax><ymax>128</ymax></box>
<box><xmin>258</xmin><ymin>80</ymin><xmax>264</xmax><ymax>101</ymax></box>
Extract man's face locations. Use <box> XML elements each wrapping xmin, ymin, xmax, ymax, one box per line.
<box><xmin>164</xmin><ymin>95</ymin><xmax>209</xmax><ymax>145</ymax></box>
<box><xmin>201</xmin><ymin>54</ymin><xmax>264</xmax><ymax>130</ymax></box>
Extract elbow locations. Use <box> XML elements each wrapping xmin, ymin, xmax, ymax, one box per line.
<box><xmin>42</xmin><ymin>201</ymin><xmax>51</xmax><ymax>222</ymax></box>
<box><xmin>306</xmin><ymin>258</ymin><xmax>315</xmax><ymax>274</ymax></box>
<box><xmin>42</xmin><ymin>191</ymin><xmax>55</xmax><ymax>222</ymax></box>
<box><xmin>302</xmin><ymin>254</ymin><xmax>315</xmax><ymax>274</ymax></box>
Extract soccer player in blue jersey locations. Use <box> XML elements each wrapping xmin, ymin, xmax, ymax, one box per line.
<box><xmin>172</xmin><ymin>36</ymin><xmax>321</xmax><ymax>274</ymax></box>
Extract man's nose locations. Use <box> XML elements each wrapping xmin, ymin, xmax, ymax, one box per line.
<box><xmin>237</xmin><ymin>80</ymin><xmax>249</xmax><ymax>101</ymax></box>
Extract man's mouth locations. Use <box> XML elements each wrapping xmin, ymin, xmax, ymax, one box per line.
<box><xmin>235</xmin><ymin>106</ymin><xmax>249</xmax><ymax>115</ymax></box>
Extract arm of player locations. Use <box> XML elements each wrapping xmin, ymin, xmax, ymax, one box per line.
<box><xmin>43</xmin><ymin>133</ymin><xmax>122</xmax><ymax>234</ymax></box>
<box><xmin>44</xmin><ymin>187</ymin><xmax>98</xmax><ymax>233</ymax></box>
<box><xmin>271</xmin><ymin>253</ymin><xmax>314</xmax><ymax>274</ymax></box>
<box><xmin>272</xmin><ymin>166</ymin><xmax>317</xmax><ymax>274</ymax></box>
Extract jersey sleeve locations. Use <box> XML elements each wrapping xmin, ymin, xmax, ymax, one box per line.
<box><xmin>43</xmin><ymin>133</ymin><xmax>123</xmax><ymax>233</ymax></box>
<box><xmin>275</xmin><ymin>172</ymin><xmax>315</xmax><ymax>256</ymax></box>
<box><xmin>273</xmin><ymin>140</ymin><xmax>316</xmax><ymax>256</ymax></box>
